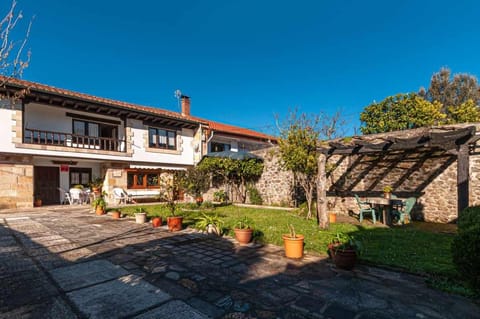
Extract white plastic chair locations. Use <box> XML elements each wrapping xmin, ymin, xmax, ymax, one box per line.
<box><xmin>112</xmin><ymin>187</ymin><xmax>132</xmax><ymax>205</ymax></box>
<box><xmin>69</xmin><ymin>188</ymin><xmax>86</xmax><ymax>204</ymax></box>
<box><xmin>57</xmin><ymin>187</ymin><xmax>72</xmax><ymax>205</ymax></box>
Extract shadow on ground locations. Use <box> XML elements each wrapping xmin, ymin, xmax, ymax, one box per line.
<box><xmin>1</xmin><ymin>209</ymin><xmax>479</xmax><ymax>319</ymax></box>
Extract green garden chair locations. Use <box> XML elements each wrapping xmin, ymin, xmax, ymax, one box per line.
<box><xmin>391</xmin><ymin>197</ymin><xmax>416</xmax><ymax>224</ymax></box>
<box><xmin>354</xmin><ymin>194</ymin><xmax>377</xmax><ymax>224</ymax></box>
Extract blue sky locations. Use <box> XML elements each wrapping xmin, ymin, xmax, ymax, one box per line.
<box><xmin>14</xmin><ymin>0</ymin><xmax>480</xmax><ymax>135</ymax></box>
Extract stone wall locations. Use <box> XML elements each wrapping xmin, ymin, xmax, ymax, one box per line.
<box><xmin>0</xmin><ymin>155</ymin><xmax>34</xmax><ymax>209</ymax></box>
<box><xmin>252</xmin><ymin>148</ymin><xmax>294</xmax><ymax>206</ymax></box>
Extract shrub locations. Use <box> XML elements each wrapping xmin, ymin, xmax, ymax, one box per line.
<box><xmin>200</xmin><ymin>201</ymin><xmax>215</xmax><ymax>209</ymax></box>
<box><xmin>213</xmin><ymin>190</ymin><xmax>228</xmax><ymax>203</ymax></box>
<box><xmin>452</xmin><ymin>225</ymin><xmax>480</xmax><ymax>292</ymax></box>
<box><xmin>247</xmin><ymin>186</ymin><xmax>263</xmax><ymax>205</ymax></box>
<box><xmin>458</xmin><ymin>206</ymin><xmax>480</xmax><ymax>231</ymax></box>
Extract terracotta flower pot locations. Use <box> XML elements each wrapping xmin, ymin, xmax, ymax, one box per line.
<box><xmin>329</xmin><ymin>212</ymin><xmax>337</xmax><ymax>223</ymax></box>
<box><xmin>282</xmin><ymin>234</ymin><xmax>305</xmax><ymax>259</ymax></box>
<box><xmin>327</xmin><ymin>242</ymin><xmax>341</xmax><ymax>259</ymax></box>
<box><xmin>34</xmin><ymin>199</ymin><xmax>42</xmax><ymax>207</ymax></box>
<box><xmin>195</xmin><ymin>197</ymin><xmax>204</xmax><ymax>206</ymax></box>
<box><xmin>152</xmin><ymin>217</ymin><xmax>162</xmax><ymax>227</ymax></box>
<box><xmin>333</xmin><ymin>248</ymin><xmax>357</xmax><ymax>270</ymax></box>
<box><xmin>234</xmin><ymin>228</ymin><xmax>253</xmax><ymax>245</ymax></box>
<box><xmin>384</xmin><ymin>192</ymin><xmax>391</xmax><ymax>199</ymax></box>
<box><xmin>96</xmin><ymin>207</ymin><xmax>106</xmax><ymax>215</ymax></box>
<box><xmin>111</xmin><ymin>211</ymin><xmax>121</xmax><ymax>219</ymax></box>
<box><xmin>167</xmin><ymin>216</ymin><xmax>183</xmax><ymax>232</ymax></box>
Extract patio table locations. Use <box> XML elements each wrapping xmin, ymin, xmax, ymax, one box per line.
<box><xmin>365</xmin><ymin>197</ymin><xmax>403</xmax><ymax>225</ymax></box>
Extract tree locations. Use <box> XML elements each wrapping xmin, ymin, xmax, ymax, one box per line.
<box><xmin>277</xmin><ymin>111</ymin><xmax>320</xmax><ymax>220</ymax></box>
<box><xmin>198</xmin><ymin>157</ymin><xmax>263</xmax><ymax>203</ymax></box>
<box><xmin>178</xmin><ymin>167</ymin><xmax>210</xmax><ymax>199</ymax></box>
<box><xmin>446</xmin><ymin>99</ymin><xmax>480</xmax><ymax>124</ymax></box>
<box><xmin>419</xmin><ymin>67</ymin><xmax>480</xmax><ymax>112</ymax></box>
<box><xmin>360</xmin><ymin>93</ymin><xmax>445</xmax><ymax>134</ymax></box>
<box><xmin>0</xmin><ymin>0</ymin><xmax>33</xmax><ymax>100</ymax></box>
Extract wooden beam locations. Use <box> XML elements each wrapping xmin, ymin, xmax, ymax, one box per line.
<box><xmin>457</xmin><ymin>144</ymin><xmax>470</xmax><ymax>216</ymax></box>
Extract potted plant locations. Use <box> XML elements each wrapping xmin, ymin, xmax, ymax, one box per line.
<box><xmin>152</xmin><ymin>216</ymin><xmax>162</xmax><ymax>227</ymax></box>
<box><xmin>111</xmin><ymin>209</ymin><xmax>121</xmax><ymax>219</ymax></box>
<box><xmin>282</xmin><ymin>224</ymin><xmax>304</xmax><ymax>259</ymax></box>
<box><xmin>134</xmin><ymin>207</ymin><xmax>147</xmax><ymax>224</ymax></box>
<box><xmin>92</xmin><ymin>197</ymin><xmax>107</xmax><ymax>215</ymax></box>
<box><xmin>196</xmin><ymin>213</ymin><xmax>223</xmax><ymax>236</ymax></box>
<box><xmin>160</xmin><ymin>174</ymin><xmax>183</xmax><ymax>231</ymax></box>
<box><xmin>89</xmin><ymin>177</ymin><xmax>104</xmax><ymax>195</ymax></box>
<box><xmin>383</xmin><ymin>185</ymin><xmax>393</xmax><ymax>199</ymax></box>
<box><xmin>33</xmin><ymin>194</ymin><xmax>42</xmax><ymax>207</ymax></box>
<box><xmin>234</xmin><ymin>216</ymin><xmax>254</xmax><ymax>245</ymax></box>
<box><xmin>331</xmin><ymin>234</ymin><xmax>362</xmax><ymax>270</ymax></box>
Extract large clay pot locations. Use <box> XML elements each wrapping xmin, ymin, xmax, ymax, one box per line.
<box><xmin>152</xmin><ymin>217</ymin><xmax>162</xmax><ymax>228</ymax></box>
<box><xmin>135</xmin><ymin>212</ymin><xmax>147</xmax><ymax>224</ymax></box>
<box><xmin>333</xmin><ymin>248</ymin><xmax>357</xmax><ymax>270</ymax></box>
<box><xmin>167</xmin><ymin>216</ymin><xmax>183</xmax><ymax>232</ymax></box>
<box><xmin>111</xmin><ymin>211</ymin><xmax>121</xmax><ymax>219</ymax></box>
<box><xmin>96</xmin><ymin>206</ymin><xmax>106</xmax><ymax>215</ymax></box>
<box><xmin>282</xmin><ymin>234</ymin><xmax>305</xmax><ymax>259</ymax></box>
<box><xmin>234</xmin><ymin>228</ymin><xmax>253</xmax><ymax>245</ymax></box>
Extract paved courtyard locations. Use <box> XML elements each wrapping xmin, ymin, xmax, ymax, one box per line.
<box><xmin>0</xmin><ymin>206</ymin><xmax>479</xmax><ymax>319</ymax></box>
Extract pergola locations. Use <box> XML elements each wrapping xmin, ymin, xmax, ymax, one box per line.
<box><xmin>315</xmin><ymin>125</ymin><xmax>479</xmax><ymax>226</ymax></box>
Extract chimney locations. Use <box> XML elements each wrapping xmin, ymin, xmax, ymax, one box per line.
<box><xmin>181</xmin><ymin>95</ymin><xmax>190</xmax><ymax>116</ymax></box>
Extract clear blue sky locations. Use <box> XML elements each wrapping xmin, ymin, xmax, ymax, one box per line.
<box><xmin>15</xmin><ymin>0</ymin><xmax>480</xmax><ymax>135</ymax></box>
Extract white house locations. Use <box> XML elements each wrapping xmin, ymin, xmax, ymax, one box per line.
<box><xmin>0</xmin><ymin>77</ymin><xmax>275</xmax><ymax>208</ymax></box>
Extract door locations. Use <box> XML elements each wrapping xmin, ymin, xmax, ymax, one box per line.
<box><xmin>34</xmin><ymin>166</ymin><xmax>60</xmax><ymax>205</ymax></box>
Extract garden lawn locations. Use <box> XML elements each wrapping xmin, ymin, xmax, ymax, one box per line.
<box><xmin>119</xmin><ymin>204</ymin><xmax>457</xmax><ymax>279</ymax></box>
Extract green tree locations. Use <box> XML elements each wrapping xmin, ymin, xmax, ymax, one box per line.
<box><xmin>360</xmin><ymin>93</ymin><xmax>445</xmax><ymax>134</ymax></box>
<box><xmin>178</xmin><ymin>167</ymin><xmax>210</xmax><ymax>199</ymax></box>
<box><xmin>446</xmin><ymin>99</ymin><xmax>480</xmax><ymax>124</ymax></box>
<box><xmin>277</xmin><ymin>111</ymin><xmax>320</xmax><ymax>220</ymax></box>
<box><xmin>198</xmin><ymin>157</ymin><xmax>263</xmax><ymax>203</ymax></box>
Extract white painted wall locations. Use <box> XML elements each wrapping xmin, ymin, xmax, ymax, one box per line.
<box><xmin>128</xmin><ymin>118</ymin><xmax>195</xmax><ymax>165</ymax></box>
<box><xmin>0</xmin><ymin>102</ymin><xmax>196</xmax><ymax>166</ymax></box>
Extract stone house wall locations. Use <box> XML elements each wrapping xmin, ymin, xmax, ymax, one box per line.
<box><xmin>0</xmin><ymin>155</ymin><xmax>34</xmax><ymax>209</ymax></box>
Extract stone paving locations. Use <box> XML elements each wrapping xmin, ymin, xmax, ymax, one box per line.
<box><xmin>1</xmin><ymin>206</ymin><xmax>479</xmax><ymax>319</ymax></box>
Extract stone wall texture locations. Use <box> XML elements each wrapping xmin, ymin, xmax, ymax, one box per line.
<box><xmin>0</xmin><ymin>156</ymin><xmax>34</xmax><ymax>209</ymax></box>
<box><xmin>252</xmin><ymin>148</ymin><xmax>294</xmax><ymax>206</ymax></box>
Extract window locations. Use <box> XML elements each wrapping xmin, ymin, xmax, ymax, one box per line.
<box><xmin>148</xmin><ymin>127</ymin><xmax>176</xmax><ymax>150</ymax></box>
<box><xmin>69</xmin><ymin>168</ymin><xmax>91</xmax><ymax>188</ymax></box>
<box><xmin>127</xmin><ymin>170</ymin><xmax>161</xmax><ymax>189</ymax></box>
<box><xmin>211</xmin><ymin>142</ymin><xmax>231</xmax><ymax>152</ymax></box>
<box><xmin>73</xmin><ymin>119</ymin><xmax>116</xmax><ymax>138</ymax></box>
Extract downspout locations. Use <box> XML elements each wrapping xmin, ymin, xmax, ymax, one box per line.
<box><xmin>206</xmin><ymin>130</ymin><xmax>215</xmax><ymax>153</ymax></box>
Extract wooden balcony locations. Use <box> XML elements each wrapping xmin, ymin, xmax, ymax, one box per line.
<box><xmin>24</xmin><ymin>128</ymin><xmax>126</xmax><ymax>152</ymax></box>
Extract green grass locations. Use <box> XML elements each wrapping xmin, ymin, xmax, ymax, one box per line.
<box><xmin>119</xmin><ymin>203</ymin><xmax>471</xmax><ymax>293</ymax></box>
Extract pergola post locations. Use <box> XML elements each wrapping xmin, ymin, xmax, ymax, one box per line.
<box><xmin>457</xmin><ymin>144</ymin><xmax>470</xmax><ymax>216</ymax></box>
<box><xmin>317</xmin><ymin>153</ymin><xmax>328</xmax><ymax>229</ymax></box>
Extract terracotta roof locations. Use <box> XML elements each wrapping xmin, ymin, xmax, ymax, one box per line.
<box><xmin>0</xmin><ymin>76</ymin><xmax>208</xmax><ymax>125</ymax></box>
<box><xmin>1</xmin><ymin>76</ymin><xmax>276</xmax><ymax>141</ymax></box>
<box><xmin>207</xmin><ymin>120</ymin><xmax>277</xmax><ymax>141</ymax></box>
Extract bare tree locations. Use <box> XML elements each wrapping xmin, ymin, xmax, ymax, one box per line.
<box><xmin>0</xmin><ymin>0</ymin><xmax>33</xmax><ymax>99</ymax></box>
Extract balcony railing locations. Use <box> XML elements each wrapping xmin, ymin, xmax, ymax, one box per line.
<box><xmin>23</xmin><ymin>128</ymin><xmax>126</xmax><ymax>152</ymax></box>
